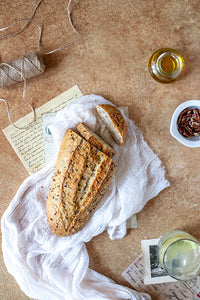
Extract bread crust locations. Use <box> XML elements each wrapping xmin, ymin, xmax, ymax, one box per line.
<box><xmin>67</xmin><ymin>158</ymin><xmax>116</xmax><ymax>235</ymax></box>
<box><xmin>46</xmin><ymin>129</ymin><xmax>117</xmax><ymax>236</ymax></box>
<box><xmin>96</xmin><ymin>104</ymin><xmax>128</xmax><ymax>146</ymax></box>
<box><xmin>76</xmin><ymin>123</ymin><xmax>116</xmax><ymax>158</ymax></box>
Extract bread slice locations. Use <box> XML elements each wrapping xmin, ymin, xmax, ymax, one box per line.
<box><xmin>76</xmin><ymin>123</ymin><xmax>116</xmax><ymax>158</ymax></box>
<box><xmin>96</xmin><ymin>104</ymin><xmax>128</xmax><ymax>146</ymax></box>
<box><xmin>46</xmin><ymin>129</ymin><xmax>117</xmax><ymax>237</ymax></box>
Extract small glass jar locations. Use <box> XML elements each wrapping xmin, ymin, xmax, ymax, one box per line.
<box><xmin>148</xmin><ymin>48</ymin><xmax>185</xmax><ymax>83</ymax></box>
<box><xmin>158</xmin><ymin>230</ymin><xmax>200</xmax><ymax>281</ymax></box>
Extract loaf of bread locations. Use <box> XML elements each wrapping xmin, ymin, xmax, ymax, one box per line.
<box><xmin>76</xmin><ymin>123</ymin><xmax>116</xmax><ymax>158</ymax></box>
<box><xmin>46</xmin><ymin>129</ymin><xmax>117</xmax><ymax>237</ymax></box>
<box><xmin>96</xmin><ymin>104</ymin><xmax>128</xmax><ymax>146</ymax></box>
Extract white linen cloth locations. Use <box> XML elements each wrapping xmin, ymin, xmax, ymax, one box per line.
<box><xmin>1</xmin><ymin>94</ymin><xmax>170</xmax><ymax>300</ymax></box>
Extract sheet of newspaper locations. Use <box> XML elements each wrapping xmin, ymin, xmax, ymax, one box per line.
<box><xmin>122</xmin><ymin>239</ymin><xmax>200</xmax><ymax>299</ymax></box>
<box><xmin>3</xmin><ymin>85</ymin><xmax>83</xmax><ymax>174</ymax></box>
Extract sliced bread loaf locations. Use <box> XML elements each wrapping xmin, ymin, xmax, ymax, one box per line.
<box><xmin>46</xmin><ymin>129</ymin><xmax>117</xmax><ymax>237</ymax></box>
<box><xmin>76</xmin><ymin>123</ymin><xmax>116</xmax><ymax>158</ymax></box>
<box><xmin>96</xmin><ymin>104</ymin><xmax>128</xmax><ymax>146</ymax></box>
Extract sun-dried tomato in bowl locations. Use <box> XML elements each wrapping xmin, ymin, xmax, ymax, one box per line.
<box><xmin>177</xmin><ymin>107</ymin><xmax>200</xmax><ymax>137</ymax></box>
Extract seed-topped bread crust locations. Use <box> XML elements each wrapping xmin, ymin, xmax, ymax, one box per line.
<box><xmin>46</xmin><ymin>129</ymin><xmax>117</xmax><ymax>236</ymax></box>
<box><xmin>76</xmin><ymin>123</ymin><xmax>116</xmax><ymax>158</ymax></box>
<box><xmin>96</xmin><ymin>104</ymin><xmax>128</xmax><ymax>146</ymax></box>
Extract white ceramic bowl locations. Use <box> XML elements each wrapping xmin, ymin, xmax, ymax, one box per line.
<box><xmin>170</xmin><ymin>100</ymin><xmax>200</xmax><ymax>147</ymax></box>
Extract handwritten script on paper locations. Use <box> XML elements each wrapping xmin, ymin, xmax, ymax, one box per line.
<box><xmin>3</xmin><ymin>85</ymin><xmax>83</xmax><ymax>174</ymax></box>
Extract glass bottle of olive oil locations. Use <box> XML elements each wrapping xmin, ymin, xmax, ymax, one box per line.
<box><xmin>148</xmin><ymin>48</ymin><xmax>185</xmax><ymax>83</ymax></box>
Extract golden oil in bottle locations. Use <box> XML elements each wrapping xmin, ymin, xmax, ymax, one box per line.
<box><xmin>148</xmin><ymin>48</ymin><xmax>185</xmax><ymax>83</ymax></box>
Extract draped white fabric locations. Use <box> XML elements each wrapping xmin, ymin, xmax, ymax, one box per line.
<box><xmin>1</xmin><ymin>95</ymin><xmax>169</xmax><ymax>300</ymax></box>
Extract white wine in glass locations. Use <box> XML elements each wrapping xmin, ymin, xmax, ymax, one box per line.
<box><xmin>158</xmin><ymin>230</ymin><xmax>200</xmax><ymax>281</ymax></box>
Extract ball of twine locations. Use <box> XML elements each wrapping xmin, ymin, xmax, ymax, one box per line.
<box><xmin>0</xmin><ymin>0</ymin><xmax>76</xmax><ymax>129</ymax></box>
<box><xmin>0</xmin><ymin>52</ymin><xmax>45</xmax><ymax>88</ymax></box>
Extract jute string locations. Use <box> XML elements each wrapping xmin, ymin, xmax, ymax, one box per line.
<box><xmin>0</xmin><ymin>0</ymin><xmax>76</xmax><ymax>129</ymax></box>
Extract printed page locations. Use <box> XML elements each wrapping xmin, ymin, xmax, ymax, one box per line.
<box><xmin>141</xmin><ymin>239</ymin><xmax>176</xmax><ymax>285</ymax></box>
<box><xmin>122</xmin><ymin>240</ymin><xmax>200</xmax><ymax>299</ymax></box>
<box><xmin>122</xmin><ymin>254</ymin><xmax>168</xmax><ymax>298</ymax></box>
<box><xmin>3</xmin><ymin>85</ymin><xmax>82</xmax><ymax>174</ymax></box>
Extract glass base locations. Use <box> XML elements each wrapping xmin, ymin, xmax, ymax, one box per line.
<box><xmin>148</xmin><ymin>48</ymin><xmax>185</xmax><ymax>83</ymax></box>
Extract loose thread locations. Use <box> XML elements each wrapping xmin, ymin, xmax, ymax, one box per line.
<box><xmin>0</xmin><ymin>62</ymin><xmax>36</xmax><ymax>130</ymax></box>
<box><xmin>0</xmin><ymin>52</ymin><xmax>45</xmax><ymax>129</ymax></box>
<box><xmin>0</xmin><ymin>0</ymin><xmax>77</xmax><ymax>129</ymax></box>
<box><xmin>0</xmin><ymin>0</ymin><xmax>43</xmax><ymax>42</ymax></box>
<box><xmin>42</xmin><ymin>0</ymin><xmax>77</xmax><ymax>55</ymax></box>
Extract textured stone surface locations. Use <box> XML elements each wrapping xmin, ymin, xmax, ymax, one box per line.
<box><xmin>1</xmin><ymin>0</ymin><xmax>200</xmax><ymax>299</ymax></box>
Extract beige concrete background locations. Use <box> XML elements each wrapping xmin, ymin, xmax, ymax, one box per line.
<box><xmin>1</xmin><ymin>0</ymin><xmax>200</xmax><ymax>299</ymax></box>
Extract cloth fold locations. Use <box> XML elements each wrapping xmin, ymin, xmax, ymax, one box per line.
<box><xmin>1</xmin><ymin>94</ymin><xmax>169</xmax><ymax>300</ymax></box>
